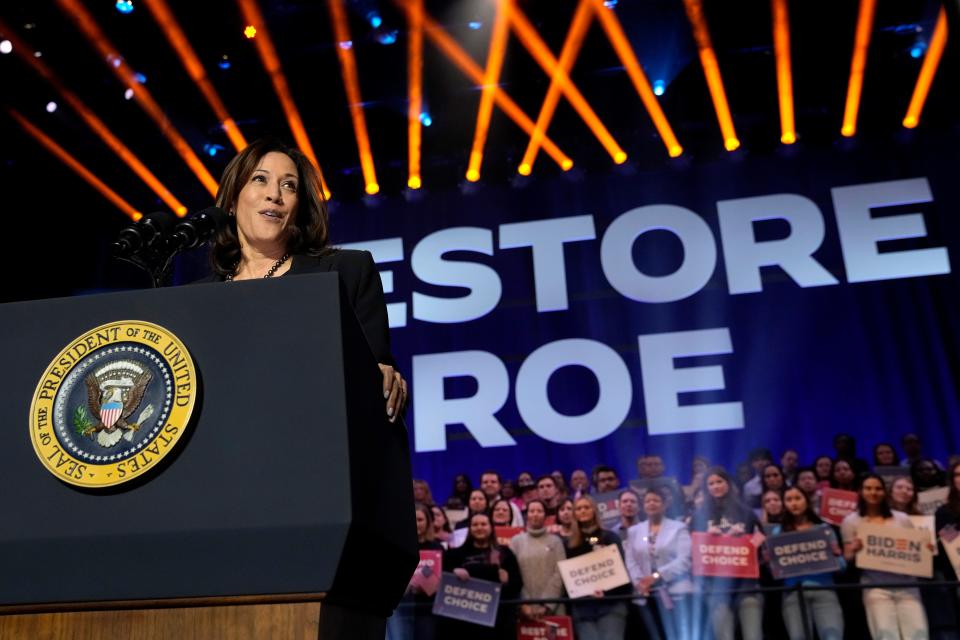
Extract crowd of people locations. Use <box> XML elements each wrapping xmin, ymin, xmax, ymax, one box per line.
<box><xmin>389</xmin><ymin>433</ymin><xmax>960</xmax><ymax>640</ymax></box>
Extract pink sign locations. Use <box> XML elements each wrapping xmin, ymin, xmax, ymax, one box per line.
<box><xmin>819</xmin><ymin>488</ymin><xmax>858</xmax><ymax>525</ymax></box>
<box><xmin>496</xmin><ymin>526</ymin><xmax>524</xmax><ymax>547</ymax></box>
<box><xmin>691</xmin><ymin>532</ymin><xmax>759</xmax><ymax>578</ymax></box>
<box><xmin>517</xmin><ymin>615</ymin><xmax>575</xmax><ymax>639</ymax></box>
<box><xmin>410</xmin><ymin>549</ymin><xmax>442</xmax><ymax>596</ymax></box>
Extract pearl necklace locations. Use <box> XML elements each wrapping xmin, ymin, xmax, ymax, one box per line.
<box><xmin>226</xmin><ymin>253</ymin><xmax>291</xmax><ymax>282</ymax></box>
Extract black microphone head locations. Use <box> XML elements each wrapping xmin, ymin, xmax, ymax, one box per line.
<box><xmin>171</xmin><ymin>206</ymin><xmax>230</xmax><ymax>250</ymax></box>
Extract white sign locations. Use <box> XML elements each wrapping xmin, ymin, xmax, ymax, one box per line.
<box><xmin>917</xmin><ymin>487</ymin><xmax>949</xmax><ymax>515</ymax></box>
<box><xmin>856</xmin><ymin>522</ymin><xmax>933</xmax><ymax>578</ymax></box>
<box><xmin>557</xmin><ymin>543</ymin><xmax>630</xmax><ymax>599</ymax></box>
<box><xmin>939</xmin><ymin>525</ymin><xmax>960</xmax><ymax>578</ymax></box>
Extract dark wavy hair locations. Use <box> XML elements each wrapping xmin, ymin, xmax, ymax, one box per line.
<box><xmin>857</xmin><ymin>473</ymin><xmax>893</xmax><ymax>518</ymax></box>
<box><xmin>211</xmin><ymin>137</ymin><xmax>330</xmax><ymax>276</ymax></box>
<box><xmin>946</xmin><ymin>461</ymin><xmax>960</xmax><ymax>518</ymax></box>
<box><xmin>780</xmin><ymin>486</ymin><xmax>823</xmax><ymax>531</ymax></box>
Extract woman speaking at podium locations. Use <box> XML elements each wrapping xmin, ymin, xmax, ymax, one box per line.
<box><xmin>201</xmin><ymin>137</ymin><xmax>407</xmax><ymax>421</ymax></box>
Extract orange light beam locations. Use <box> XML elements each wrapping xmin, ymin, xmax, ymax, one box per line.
<box><xmin>590</xmin><ymin>0</ymin><xmax>683</xmax><ymax>158</ymax></box>
<box><xmin>409</xmin><ymin>5</ymin><xmax>572</xmax><ymax>170</ymax></box>
<box><xmin>466</xmin><ymin>0</ymin><xmax>512</xmax><ymax>182</ymax></box>
<box><xmin>903</xmin><ymin>7</ymin><xmax>948</xmax><ymax>129</ymax></box>
<box><xmin>507</xmin><ymin>0</ymin><xmax>627</xmax><ymax>164</ymax></box>
<box><xmin>841</xmin><ymin>0</ymin><xmax>877</xmax><ymax>137</ymax></box>
<box><xmin>0</xmin><ymin>18</ymin><xmax>187</xmax><ymax>215</ymax></box>
<box><xmin>236</xmin><ymin>0</ymin><xmax>331</xmax><ymax>198</ymax></box>
<box><xmin>327</xmin><ymin>0</ymin><xmax>379</xmax><ymax>195</ymax></box>
<box><xmin>407</xmin><ymin>0</ymin><xmax>423</xmax><ymax>189</ymax></box>
<box><xmin>141</xmin><ymin>0</ymin><xmax>247</xmax><ymax>152</ymax></box>
<box><xmin>519</xmin><ymin>0</ymin><xmax>591</xmax><ymax>175</ymax></box>
<box><xmin>771</xmin><ymin>0</ymin><xmax>796</xmax><ymax>144</ymax></box>
<box><xmin>55</xmin><ymin>0</ymin><xmax>218</xmax><ymax>196</ymax></box>
<box><xmin>9</xmin><ymin>109</ymin><xmax>141</xmax><ymax>220</ymax></box>
<box><xmin>681</xmin><ymin>0</ymin><xmax>739</xmax><ymax>151</ymax></box>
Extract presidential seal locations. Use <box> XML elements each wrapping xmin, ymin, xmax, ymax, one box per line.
<box><xmin>29</xmin><ymin>321</ymin><xmax>198</xmax><ymax>488</ymax></box>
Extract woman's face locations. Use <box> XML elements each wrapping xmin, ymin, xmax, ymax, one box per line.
<box><xmin>492</xmin><ymin>501</ymin><xmax>512</xmax><ymax>524</ymax></box>
<box><xmin>762</xmin><ymin>491</ymin><xmax>783</xmax><ymax>516</ymax></box>
<box><xmin>558</xmin><ymin>501</ymin><xmax>574</xmax><ymax>524</ymax></box>
<box><xmin>415</xmin><ymin>509</ymin><xmax>429</xmax><ymax>536</ymax></box>
<box><xmin>234</xmin><ymin>152</ymin><xmax>299</xmax><ymax>253</ymax></box>
<box><xmin>763</xmin><ymin>466</ymin><xmax>784</xmax><ymax>490</ymax></box>
<box><xmin>455</xmin><ymin>475</ymin><xmax>469</xmax><ymax>492</ymax></box>
<box><xmin>784</xmin><ymin>489</ymin><xmax>808</xmax><ymax>516</ymax></box>
<box><xmin>470</xmin><ymin>515</ymin><xmax>492</xmax><ymax>542</ymax></box>
<box><xmin>432</xmin><ymin>506</ymin><xmax>446</xmax><ymax>530</ymax></box>
<box><xmin>574</xmin><ymin>499</ymin><xmax>595</xmax><ymax>524</ymax></box>
<box><xmin>797</xmin><ymin>471</ymin><xmax>818</xmax><ymax>493</ymax></box>
<box><xmin>526</xmin><ymin>502</ymin><xmax>546</xmax><ymax>529</ymax></box>
<box><xmin>833</xmin><ymin>461</ymin><xmax>854</xmax><ymax>485</ymax></box>
<box><xmin>412</xmin><ymin>482</ymin><xmax>427</xmax><ymax>502</ymax></box>
<box><xmin>501</xmin><ymin>481</ymin><xmax>515</xmax><ymax>499</ymax></box>
<box><xmin>517</xmin><ymin>472</ymin><xmax>533</xmax><ymax>486</ymax></box>
<box><xmin>861</xmin><ymin>477</ymin><xmax>886</xmax><ymax>506</ymax></box>
<box><xmin>468</xmin><ymin>490</ymin><xmax>487</xmax><ymax>513</ymax></box>
<box><xmin>875</xmin><ymin>445</ymin><xmax>896</xmax><ymax>466</ymax></box>
<box><xmin>692</xmin><ymin>458</ymin><xmax>708</xmax><ymax>476</ymax></box>
<box><xmin>916</xmin><ymin>461</ymin><xmax>938</xmax><ymax>485</ymax></box>
<box><xmin>891</xmin><ymin>478</ymin><xmax>914</xmax><ymax>506</ymax></box>
<box><xmin>643</xmin><ymin>492</ymin><xmax>664</xmax><ymax>518</ymax></box>
<box><xmin>815</xmin><ymin>457</ymin><xmax>832</xmax><ymax>480</ymax></box>
<box><xmin>707</xmin><ymin>474</ymin><xmax>729</xmax><ymax>499</ymax></box>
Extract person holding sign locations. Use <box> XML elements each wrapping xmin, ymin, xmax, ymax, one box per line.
<box><xmin>564</xmin><ymin>496</ymin><xmax>632</xmax><ymax>640</ymax></box>
<box><xmin>509</xmin><ymin>500</ymin><xmax>567</xmax><ymax>619</ymax></box>
<box><xmin>775</xmin><ymin>486</ymin><xmax>845</xmax><ymax>640</ymax></box>
<box><xmin>932</xmin><ymin>462</ymin><xmax>960</xmax><ymax>635</ymax></box>
<box><xmin>443</xmin><ymin>512</ymin><xmax>522</xmax><ymax>639</ymax></box>
<box><xmin>888</xmin><ymin>477</ymin><xmax>921</xmax><ymax>515</ymax></box>
<box><xmin>388</xmin><ymin>503</ymin><xmax>445</xmax><ymax>640</ymax></box>
<box><xmin>691</xmin><ymin>467</ymin><xmax>764</xmax><ymax>640</ymax></box>
<box><xmin>624</xmin><ymin>487</ymin><xmax>693</xmax><ymax>640</ymax></box>
<box><xmin>841</xmin><ymin>474</ymin><xmax>929</xmax><ymax>639</ymax></box>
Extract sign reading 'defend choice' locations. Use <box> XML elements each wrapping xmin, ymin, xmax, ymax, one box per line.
<box><xmin>432</xmin><ymin>573</ymin><xmax>501</xmax><ymax>627</ymax></box>
<box><xmin>410</xmin><ymin>550</ymin><xmax>442</xmax><ymax>596</ymax></box>
<box><xmin>593</xmin><ymin>491</ymin><xmax>622</xmax><ymax>530</ymax></box>
<box><xmin>856</xmin><ymin>522</ymin><xmax>933</xmax><ymax>578</ymax></box>
<box><xmin>918</xmin><ymin>487</ymin><xmax>949</xmax><ymax>515</ymax></box>
<box><xmin>767</xmin><ymin>525</ymin><xmax>842</xmax><ymax>580</ymax></box>
<box><xmin>820</xmin><ymin>489</ymin><xmax>859</xmax><ymax>525</ymax></box>
<box><xmin>557</xmin><ymin>543</ymin><xmax>630</xmax><ymax>598</ymax></box>
<box><xmin>691</xmin><ymin>532</ymin><xmax>759</xmax><ymax>578</ymax></box>
<box><xmin>517</xmin><ymin>615</ymin><xmax>575</xmax><ymax>639</ymax></box>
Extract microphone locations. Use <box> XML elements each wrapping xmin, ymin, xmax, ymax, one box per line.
<box><xmin>169</xmin><ymin>206</ymin><xmax>229</xmax><ymax>250</ymax></box>
<box><xmin>111</xmin><ymin>210</ymin><xmax>177</xmax><ymax>257</ymax></box>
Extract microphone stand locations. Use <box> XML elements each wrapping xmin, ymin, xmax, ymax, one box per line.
<box><xmin>111</xmin><ymin>211</ymin><xmax>179</xmax><ymax>289</ymax></box>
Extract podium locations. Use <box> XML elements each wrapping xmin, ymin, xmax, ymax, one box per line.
<box><xmin>0</xmin><ymin>274</ymin><xmax>418</xmax><ymax>638</ymax></box>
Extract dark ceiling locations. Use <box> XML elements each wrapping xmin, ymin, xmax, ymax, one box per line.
<box><xmin>0</xmin><ymin>0</ymin><xmax>955</xmax><ymax>302</ymax></box>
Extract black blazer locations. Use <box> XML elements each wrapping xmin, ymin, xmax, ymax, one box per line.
<box><xmin>198</xmin><ymin>249</ymin><xmax>395</xmax><ymax>367</ymax></box>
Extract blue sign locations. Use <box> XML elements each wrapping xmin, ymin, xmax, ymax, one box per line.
<box><xmin>432</xmin><ymin>572</ymin><xmax>501</xmax><ymax>627</ymax></box>
<box><xmin>767</xmin><ymin>525</ymin><xmax>842</xmax><ymax>580</ymax></box>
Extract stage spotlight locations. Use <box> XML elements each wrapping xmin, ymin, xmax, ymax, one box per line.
<box><xmin>134</xmin><ymin>72</ymin><xmax>146</xmax><ymax>84</ymax></box>
<box><xmin>604</xmin><ymin>0</ymin><xmax>618</xmax><ymax>7</ymax></box>
<box><xmin>46</xmin><ymin>101</ymin><xmax>57</xmax><ymax>113</ymax></box>
<box><xmin>218</xmin><ymin>55</ymin><xmax>231</xmax><ymax>70</ymax></box>
<box><xmin>468</xmin><ymin>21</ymin><xmax>482</xmax><ymax>30</ymax></box>
<box><xmin>367</xmin><ymin>12</ymin><xmax>382</xmax><ymax>28</ymax></box>
<box><xmin>0</xmin><ymin>40</ymin><xmax>11</xmax><ymax>54</ymax></box>
<box><xmin>115</xmin><ymin>0</ymin><xmax>134</xmax><ymax>14</ymax></box>
<box><xmin>34</xmin><ymin>51</ymin><xmax>42</xmax><ymax>57</ymax></box>
<box><xmin>376</xmin><ymin>30</ymin><xmax>398</xmax><ymax>45</ymax></box>
<box><xmin>203</xmin><ymin>143</ymin><xmax>224</xmax><ymax>157</ymax></box>
<box><xmin>653</xmin><ymin>79</ymin><xmax>666</xmax><ymax>96</ymax></box>
<box><xmin>124</xmin><ymin>88</ymin><xmax>134</xmax><ymax>100</ymax></box>
<box><xmin>419</xmin><ymin>111</ymin><xmax>432</xmax><ymax>126</ymax></box>
<box><xmin>244</xmin><ymin>25</ymin><xmax>256</xmax><ymax>39</ymax></box>
<box><xmin>338</xmin><ymin>40</ymin><xmax>353</xmax><ymax>50</ymax></box>
<box><xmin>910</xmin><ymin>40</ymin><xmax>926</xmax><ymax>59</ymax></box>
<box><xmin>107</xmin><ymin>53</ymin><xmax>123</xmax><ymax>68</ymax></box>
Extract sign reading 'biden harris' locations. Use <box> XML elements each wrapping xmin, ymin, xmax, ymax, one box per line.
<box><xmin>29</xmin><ymin>321</ymin><xmax>197</xmax><ymax>488</ymax></box>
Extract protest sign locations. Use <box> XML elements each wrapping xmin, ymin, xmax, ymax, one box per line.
<box><xmin>433</xmin><ymin>573</ymin><xmax>501</xmax><ymax>627</ymax></box>
<box><xmin>516</xmin><ymin>615</ymin><xmax>574</xmax><ymax>639</ymax></box>
<box><xmin>766</xmin><ymin>525</ymin><xmax>841</xmax><ymax>580</ymax></box>
<box><xmin>496</xmin><ymin>526</ymin><xmax>524</xmax><ymax>547</ymax></box>
<box><xmin>907</xmin><ymin>515</ymin><xmax>938</xmax><ymax>556</ymax></box>
<box><xmin>691</xmin><ymin>532</ymin><xmax>759</xmax><ymax>578</ymax></box>
<box><xmin>819</xmin><ymin>488</ymin><xmax>858</xmax><ymax>525</ymax></box>
<box><xmin>411</xmin><ymin>549</ymin><xmax>442</xmax><ymax>596</ymax></box>
<box><xmin>557</xmin><ymin>542</ymin><xmax>630</xmax><ymax>598</ymax></box>
<box><xmin>856</xmin><ymin>522</ymin><xmax>933</xmax><ymax>578</ymax></box>
<box><xmin>940</xmin><ymin>525</ymin><xmax>960</xmax><ymax>578</ymax></box>
<box><xmin>445</xmin><ymin>508</ymin><xmax>469</xmax><ymax>528</ymax></box>
<box><xmin>918</xmin><ymin>487</ymin><xmax>949</xmax><ymax>515</ymax></box>
<box><xmin>449</xmin><ymin>527</ymin><xmax>468</xmax><ymax>549</ymax></box>
<box><xmin>593</xmin><ymin>491</ymin><xmax>622</xmax><ymax>529</ymax></box>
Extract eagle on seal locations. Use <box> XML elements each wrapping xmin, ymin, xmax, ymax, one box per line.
<box><xmin>83</xmin><ymin>371</ymin><xmax>152</xmax><ymax>446</ymax></box>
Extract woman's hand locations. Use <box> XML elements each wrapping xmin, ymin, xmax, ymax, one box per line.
<box><xmin>637</xmin><ymin>576</ymin><xmax>655</xmax><ymax>596</ymax></box>
<box><xmin>453</xmin><ymin>568</ymin><xmax>470</xmax><ymax>582</ymax></box>
<box><xmin>498</xmin><ymin>568</ymin><xmax>509</xmax><ymax>584</ymax></box>
<box><xmin>378</xmin><ymin>363</ymin><xmax>408</xmax><ymax>423</ymax></box>
<box><xmin>592</xmin><ymin>589</ymin><xmax>605</xmax><ymax>599</ymax></box>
